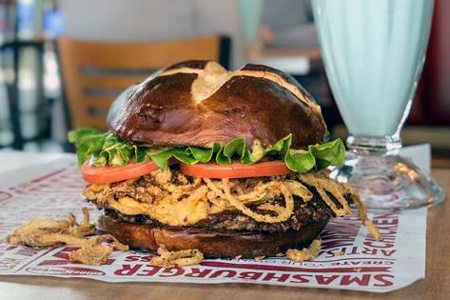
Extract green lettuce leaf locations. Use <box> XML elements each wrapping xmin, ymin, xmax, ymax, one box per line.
<box><xmin>68</xmin><ymin>128</ymin><xmax>346</xmax><ymax>173</ymax></box>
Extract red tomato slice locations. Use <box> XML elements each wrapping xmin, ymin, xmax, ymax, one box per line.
<box><xmin>179</xmin><ymin>160</ymin><xmax>292</xmax><ymax>178</ymax></box>
<box><xmin>82</xmin><ymin>160</ymin><xmax>159</xmax><ymax>183</ymax></box>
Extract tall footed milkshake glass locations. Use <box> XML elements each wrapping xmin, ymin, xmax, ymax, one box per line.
<box><xmin>312</xmin><ymin>0</ymin><xmax>444</xmax><ymax>209</ymax></box>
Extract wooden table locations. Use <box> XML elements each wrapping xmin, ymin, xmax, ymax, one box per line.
<box><xmin>0</xmin><ymin>168</ymin><xmax>448</xmax><ymax>300</ymax></box>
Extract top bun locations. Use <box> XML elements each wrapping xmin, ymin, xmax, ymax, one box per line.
<box><xmin>107</xmin><ymin>60</ymin><xmax>327</xmax><ymax>149</ymax></box>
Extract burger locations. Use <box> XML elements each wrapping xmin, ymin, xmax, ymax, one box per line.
<box><xmin>69</xmin><ymin>60</ymin><xmax>378</xmax><ymax>260</ymax></box>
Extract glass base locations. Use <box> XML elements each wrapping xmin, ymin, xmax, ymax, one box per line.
<box><xmin>330</xmin><ymin>152</ymin><xmax>445</xmax><ymax>210</ymax></box>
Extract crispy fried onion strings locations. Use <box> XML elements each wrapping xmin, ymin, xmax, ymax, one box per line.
<box><xmin>340</xmin><ymin>183</ymin><xmax>382</xmax><ymax>241</ymax></box>
<box><xmin>298</xmin><ymin>171</ymin><xmax>351</xmax><ymax>217</ymax></box>
<box><xmin>69</xmin><ymin>234</ymin><xmax>128</xmax><ymax>265</ymax></box>
<box><xmin>298</xmin><ymin>170</ymin><xmax>380</xmax><ymax>240</ymax></box>
<box><xmin>205</xmin><ymin>178</ymin><xmax>295</xmax><ymax>223</ymax></box>
<box><xmin>286</xmin><ymin>239</ymin><xmax>322</xmax><ymax>262</ymax></box>
<box><xmin>149</xmin><ymin>247</ymin><xmax>204</xmax><ymax>268</ymax></box>
<box><xmin>6</xmin><ymin>208</ymin><xmax>129</xmax><ymax>265</ymax></box>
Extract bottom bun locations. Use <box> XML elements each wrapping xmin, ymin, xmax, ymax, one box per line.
<box><xmin>103</xmin><ymin>215</ymin><xmax>328</xmax><ymax>257</ymax></box>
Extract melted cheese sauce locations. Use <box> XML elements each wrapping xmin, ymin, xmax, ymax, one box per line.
<box><xmin>108</xmin><ymin>196</ymin><xmax>212</xmax><ymax>226</ymax></box>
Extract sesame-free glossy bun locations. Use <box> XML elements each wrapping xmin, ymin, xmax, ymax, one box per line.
<box><xmin>107</xmin><ymin>60</ymin><xmax>327</xmax><ymax>149</ymax></box>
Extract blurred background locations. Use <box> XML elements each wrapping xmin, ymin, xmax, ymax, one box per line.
<box><xmin>0</xmin><ymin>0</ymin><xmax>448</xmax><ymax>167</ymax></box>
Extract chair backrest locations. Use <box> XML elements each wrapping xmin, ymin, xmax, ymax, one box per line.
<box><xmin>58</xmin><ymin>36</ymin><xmax>231</xmax><ymax>130</ymax></box>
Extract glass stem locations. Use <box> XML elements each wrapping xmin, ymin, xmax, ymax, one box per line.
<box><xmin>346</xmin><ymin>135</ymin><xmax>402</xmax><ymax>156</ymax></box>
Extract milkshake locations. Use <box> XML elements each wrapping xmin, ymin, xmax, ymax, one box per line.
<box><xmin>313</xmin><ymin>0</ymin><xmax>434</xmax><ymax>138</ymax></box>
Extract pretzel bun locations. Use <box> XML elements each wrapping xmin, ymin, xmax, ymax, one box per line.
<box><xmin>107</xmin><ymin>60</ymin><xmax>327</xmax><ymax>149</ymax></box>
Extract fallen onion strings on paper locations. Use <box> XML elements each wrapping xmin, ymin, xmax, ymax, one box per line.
<box><xmin>6</xmin><ymin>208</ymin><xmax>128</xmax><ymax>265</ymax></box>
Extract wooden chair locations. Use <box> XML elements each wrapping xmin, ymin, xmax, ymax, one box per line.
<box><xmin>57</xmin><ymin>36</ymin><xmax>231</xmax><ymax>130</ymax></box>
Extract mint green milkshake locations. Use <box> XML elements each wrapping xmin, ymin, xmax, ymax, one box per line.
<box><xmin>313</xmin><ymin>0</ymin><xmax>434</xmax><ymax>137</ymax></box>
